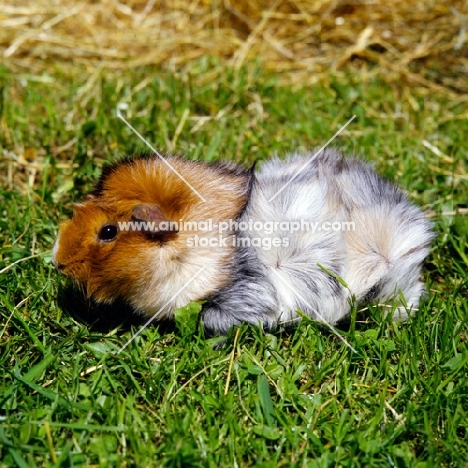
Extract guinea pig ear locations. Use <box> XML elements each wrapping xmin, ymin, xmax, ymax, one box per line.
<box><xmin>131</xmin><ymin>203</ymin><xmax>179</xmax><ymax>237</ymax></box>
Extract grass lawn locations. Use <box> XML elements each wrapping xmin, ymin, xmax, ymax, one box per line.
<box><xmin>1</xmin><ymin>61</ymin><xmax>467</xmax><ymax>467</ymax></box>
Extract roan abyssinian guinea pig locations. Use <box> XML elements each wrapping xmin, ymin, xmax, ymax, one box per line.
<box><xmin>53</xmin><ymin>150</ymin><xmax>433</xmax><ymax>336</ymax></box>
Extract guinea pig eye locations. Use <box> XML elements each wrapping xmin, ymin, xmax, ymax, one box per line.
<box><xmin>98</xmin><ymin>224</ymin><xmax>119</xmax><ymax>242</ymax></box>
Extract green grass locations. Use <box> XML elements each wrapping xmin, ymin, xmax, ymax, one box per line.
<box><xmin>1</xmin><ymin>61</ymin><xmax>467</xmax><ymax>467</ymax></box>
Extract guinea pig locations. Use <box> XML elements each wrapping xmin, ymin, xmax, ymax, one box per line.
<box><xmin>53</xmin><ymin>149</ymin><xmax>434</xmax><ymax>336</ymax></box>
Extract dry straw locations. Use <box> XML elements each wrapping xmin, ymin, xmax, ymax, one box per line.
<box><xmin>1</xmin><ymin>0</ymin><xmax>467</xmax><ymax>193</ymax></box>
<box><xmin>0</xmin><ymin>0</ymin><xmax>467</xmax><ymax>92</ymax></box>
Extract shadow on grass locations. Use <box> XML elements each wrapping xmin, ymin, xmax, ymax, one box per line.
<box><xmin>56</xmin><ymin>283</ymin><xmax>379</xmax><ymax>346</ymax></box>
<box><xmin>57</xmin><ymin>283</ymin><xmax>176</xmax><ymax>335</ymax></box>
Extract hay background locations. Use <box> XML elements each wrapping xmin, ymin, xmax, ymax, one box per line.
<box><xmin>1</xmin><ymin>0</ymin><xmax>467</xmax><ymax>94</ymax></box>
<box><xmin>1</xmin><ymin>0</ymin><xmax>467</xmax><ymax>193</ymax></box>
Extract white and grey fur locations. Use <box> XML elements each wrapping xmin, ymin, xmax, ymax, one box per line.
<box><xmin>201</xmin><ymin>149</ymin><xmax>434</xmax><ymax>336</ymax></box>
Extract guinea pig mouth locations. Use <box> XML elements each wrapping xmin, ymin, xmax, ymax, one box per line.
<box><xmin>55</xmin><ymin>263</ymin><xmax>75</xmax><ymax>278</ymax></box>
<box><xmin>52</xmin><ymin>255</ymin><xmax>67</xmax><ymax>273</ymax></box>
<box><xmin>53</xmin><ymin>259</ymin><xmax>88</xmax><ymax>283</ymax></box>
<box><xmin>54</xmin><ymin>262</ymin><xmax>66</xmax><ymax>272</ymax></box>
<box><xmin>52</xmin><ymin>256</ymin><xmax>69</xmax><ymax>274</ymax></box>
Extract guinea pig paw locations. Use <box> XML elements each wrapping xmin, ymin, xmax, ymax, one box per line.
<box><xmin>201</xmin><ymin>304</ymin><xmax>241</xmax><ymax>337</ymax></box>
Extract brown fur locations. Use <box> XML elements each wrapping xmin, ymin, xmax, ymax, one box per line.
<box><xmin>54</xmin><ymin>155</ymin><xmax>252</xmax><ymax>316</ymax></box>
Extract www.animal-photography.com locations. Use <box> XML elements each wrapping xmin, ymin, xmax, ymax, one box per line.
<box><xmin>1</xmin><ymin>1</ymin><xmax>467</xmax><ymax>466</ymax></box>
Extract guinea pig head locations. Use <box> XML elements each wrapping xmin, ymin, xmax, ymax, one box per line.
<box><xmin>53</xmin><ymin>198</ymin><xmax>177</xmax><ymax>304</ymax></box>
